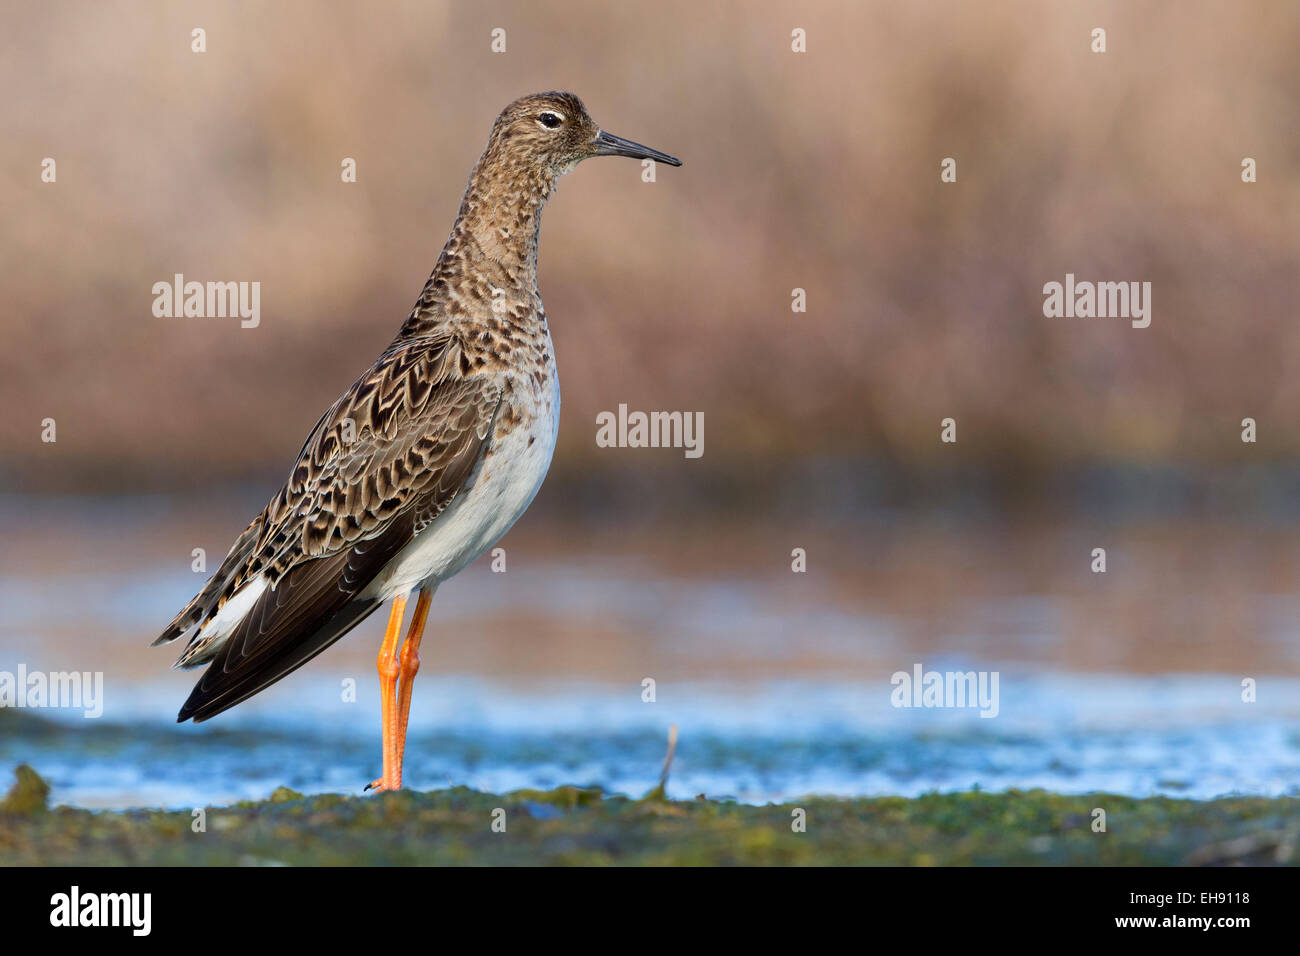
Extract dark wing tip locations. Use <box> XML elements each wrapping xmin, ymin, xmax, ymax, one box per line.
<box><xmin>153</xmin><ymin>616</ymin><xmax>195</xmax><ymax>647</ymax></box>
<box><xmin>176</xmin><ymin>592</ymin><xmax>385</xmax><ymax>725</ymax></box>
<box><xmin>176</xmin><ymin>688</ymin><xmax>203</xmax><ymax>722</ymax></box>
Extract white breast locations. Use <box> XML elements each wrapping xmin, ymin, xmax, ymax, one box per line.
<box><xmin>362</xmin><ymin>356</ymin><xmax>560</xmax><ymax>600</ymax></box>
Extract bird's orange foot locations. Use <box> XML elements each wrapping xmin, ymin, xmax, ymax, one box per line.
<box><xmin>364</xmin><ymin>778</ymin><xmax>390</xmax><ymax>793</ymax></box>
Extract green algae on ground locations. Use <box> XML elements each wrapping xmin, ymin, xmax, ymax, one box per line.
<box><xmin>1</xmin><ymin>770</ymin><xmax>1297</xmax><ymax>865</ymax></box>
<box><xmin>0</xmin><ymin>764</ymin><xmax>51</xmax><ymax>817</ymax></box>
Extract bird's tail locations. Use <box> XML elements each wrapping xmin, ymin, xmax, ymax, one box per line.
<box><xmin>152</xmin><ymin>512</ymin><xmax>265</xmax><ymax>649</ymax></box>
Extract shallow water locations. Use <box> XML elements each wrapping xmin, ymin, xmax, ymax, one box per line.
<box><xmin>4</xmin><ymin>672</ymin><xmax>1298</xmax><ymax>809</ymax></box>
<box><xmin>3</xmin><ymin>495</ymin><xmax>1299</xmax><ymax>809</ymax></box>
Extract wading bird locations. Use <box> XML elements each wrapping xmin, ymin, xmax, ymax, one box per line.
<box><xmin>154</xmin><ymin>92</ymin><xmax>680</xmax><ymax>791</ymax></box>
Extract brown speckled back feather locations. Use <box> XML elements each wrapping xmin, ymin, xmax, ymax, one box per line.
<box><xmin>158</xmin><ymin>332</ymin><xmax>501</xmax><ymax>674</ymax></box>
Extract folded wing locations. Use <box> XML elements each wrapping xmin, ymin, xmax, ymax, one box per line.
<box><xmin>158</xmin><ymin>333</ymin><xmax>500</xmax><ymax>722</ymax></box>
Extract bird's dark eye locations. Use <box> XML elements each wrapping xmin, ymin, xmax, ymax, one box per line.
<box><xmin>538</xmin><ymin>112</ymin><xmax>563</xmax><ymax>129</ymax></box>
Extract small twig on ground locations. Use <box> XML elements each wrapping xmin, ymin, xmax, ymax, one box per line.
<box><xmin>641</xmin><ymin>724</ymin><xmax>678</xmax><ymax>801</ymax></box>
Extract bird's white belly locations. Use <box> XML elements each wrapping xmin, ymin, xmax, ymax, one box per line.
<box><xmin>362</xmin><ymin>369</ymin><xmax>560</xmax><ymax>599</ymax></box>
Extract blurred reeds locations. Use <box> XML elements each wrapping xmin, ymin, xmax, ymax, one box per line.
<box><xmin>2</xmin><ymin>1</ymin><xmax>1298</xmax><ymax>499</ymax></box>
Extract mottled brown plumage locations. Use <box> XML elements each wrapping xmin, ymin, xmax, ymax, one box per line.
<box><xmin>153</xmin><ymin>92</ymin><xmax>680</xmax><ymax>775</ymax></box>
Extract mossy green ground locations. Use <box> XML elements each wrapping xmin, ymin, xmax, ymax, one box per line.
<box><xmin>2</xmin><ymin>765</ymin><xmax>1297</xmax><ymax>865</ymax></box>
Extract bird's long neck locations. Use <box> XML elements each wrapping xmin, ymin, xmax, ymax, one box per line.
<box><xmin>397</xmin><ymin>143</ymin><xmax>558</xmax><ymax>342</ymax></box>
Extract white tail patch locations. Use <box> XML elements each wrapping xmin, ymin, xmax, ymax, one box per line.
<box><xmin>173</xmin><ymin>575</ymin><xmax>267</xmax><ymax>668</ymax></box>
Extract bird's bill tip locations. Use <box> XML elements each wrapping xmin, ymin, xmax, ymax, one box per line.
<box><xmin>593</xmin><ymin>130</ymin><xmax>682</xmax><ymax>166</ymax></box>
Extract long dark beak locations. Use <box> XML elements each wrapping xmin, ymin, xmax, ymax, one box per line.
<box><xmin>593</xmin><ymin>130</ymin><xmax>682</xmax><ymax>166</ymax></box>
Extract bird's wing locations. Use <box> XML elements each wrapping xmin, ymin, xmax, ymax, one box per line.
<box><xmin>164</xmin><ymin>333</ymin><xmax>501</xmax><ymax>721</ymax></box>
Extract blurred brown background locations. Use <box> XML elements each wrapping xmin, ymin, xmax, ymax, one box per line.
<box><xmin>3</xmin><ymin>0</ymin><xmax>1298</xmax><ymax>499</ymax></box>
<box><xmin>5</xmin><ymin>1</ymin><xmax>1300</xmax><ymax>820</ymax></box>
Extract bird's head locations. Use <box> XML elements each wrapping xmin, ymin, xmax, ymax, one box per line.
<box><xmin>485</xmin><ymin>91</ymin><xmax>682</xmax><ymax>178</ymax></box>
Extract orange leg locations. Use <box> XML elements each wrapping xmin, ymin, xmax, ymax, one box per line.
<box><xmin>392</xmin><ymin>585</ymin><xmax>435</xmax><ymax>787</ymax></box>
<box><xmin>365</xmin><ymin>593</ymin><xmax>407</xmax><ymax>792</ymax></box>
